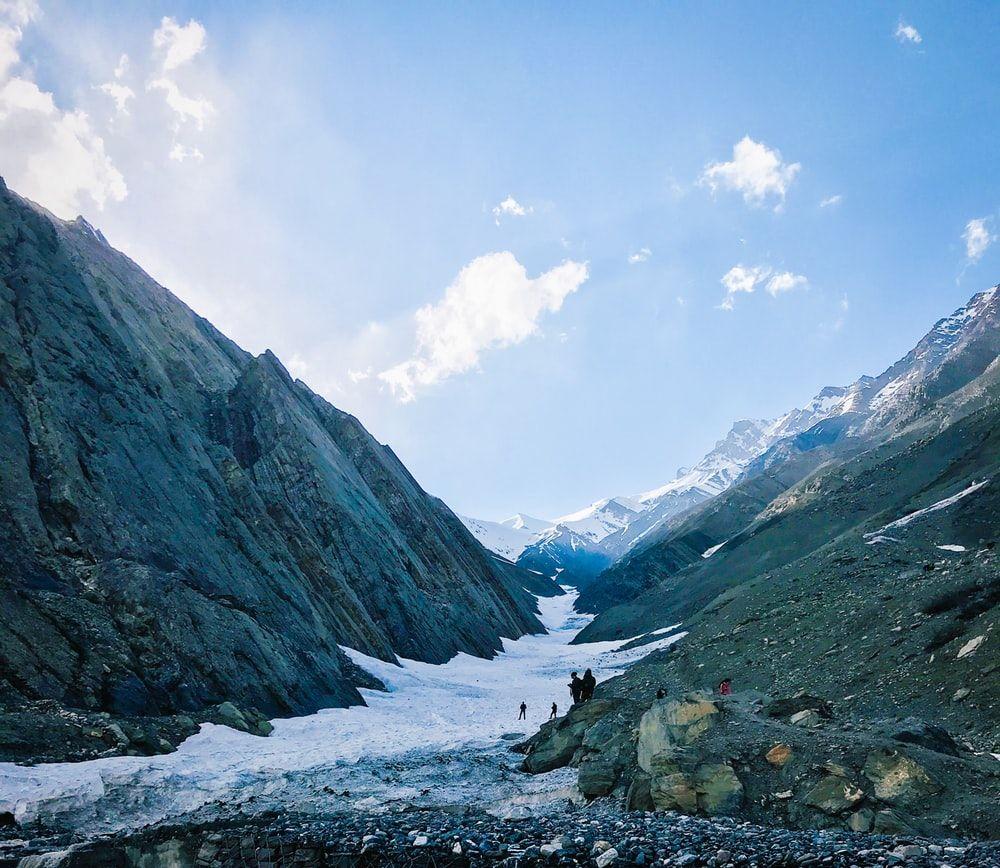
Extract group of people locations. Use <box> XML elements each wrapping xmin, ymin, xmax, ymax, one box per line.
<box><xmin>569</xmin><ymin>668</ymin><xmax>596</xmax><ymax>704</ymax></box>
<box><xmin>516</xmin><ymin>668</ymin><xmax>599</xmax><ymax>722</ymax></box>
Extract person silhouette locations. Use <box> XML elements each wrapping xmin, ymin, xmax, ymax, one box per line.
<box><xmin>518</xmin><ymin>701</ymin><xmax>527</xmax><ymax>720</ymax></box>
<box><xmin>549</xmin><ymin>702</ymin><xmax>558</xmax><ymax>719</ymax></box>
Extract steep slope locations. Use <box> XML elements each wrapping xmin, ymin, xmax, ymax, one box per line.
<box><xmin>577</xmin><ymin>285</ymin><xmax>1000</xmax><ymax>620</ymax></box>
<box><xmin>0</xmin><ymin>179</ymin><xmax>553</xmax><ymax>724</ymax></box>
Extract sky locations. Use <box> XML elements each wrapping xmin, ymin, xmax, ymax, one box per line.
<box><xmin>1</xmin><ymin>1</ymin><xmax>997</xmax><ymax>521</ymax></box>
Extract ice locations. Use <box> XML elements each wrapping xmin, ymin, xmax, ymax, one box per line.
<box><xmin>0</xmin><ymin>589</ymin><xmax>684</xmax><ymax>837</ymax></box>
<box><xmin>702</xmin><ymin>541</ymin><xmax>727</xmax><ymax>558</ymax></box>
<box><xmin>936</xmin><ymin>544</ymin><xmax>966</xmax><ymax>552</ymax></box>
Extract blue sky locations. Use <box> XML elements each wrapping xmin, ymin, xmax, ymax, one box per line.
<box><xmin>2</xmin><ymin>1</ymin><xmax>998</xmax><ymax>520</ymax></box>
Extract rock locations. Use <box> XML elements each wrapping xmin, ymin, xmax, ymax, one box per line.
<box><xmin>214</xmin><ymin>701</ymin><xmax>250</xmax><ymax>732</ymax></box>
<box><xmin>862</xmin><ymin>749</ymin><xmax>941</xmax><ymax>805</ymax></box>
<box><xmin>847</xmin><ymin>808</ymin><xmax>874</xmax><ymax>832</ymax></box>
<box><xmin>891</xmin><ymin>718</ymin><xmax>960</xmax><ymax>756</ymax></box>
<box><xmin>765</xmin><ymin>743</ymin><xmax>793</xmax><ymax>767</ymax></box>
<box><xmin>872</xmin><ymin>809</ymin><xmax>916</xmax><ymax>835</ymax></box>
<box><xmin>764</xmin><ymin>694</ymin><xmax>832</xmax><ymax>719</ymax></box>
<box><xmin>956</xmin><ymin>634</ymin><xmax>985</xmax><ymax>658</ymax></box>
<box><xmin>625</xmin><ymin>776</ymin><xmax>654</xmax><ymax>812</ymax></box>
<box><xmin>693</xmin><ymin>762</ymin><xmax>744</xmax><ymax>815</ymax></box>
<box><xmin>596</xmin><ymin>847</ymin><xmax>619</xmax><ymax>867</ymax></box>
<box><xmin>412</xmin><ymin>836</ymin><xmax>429</xmax><ymax>847</ymax></box>
<box><xmin>891</xmin><ymin>844</ymin><xmax>926</xmax><ymax>859</ymax></box>
<box><xmin>789</xmin><ymin>709</ymin><xmax>822</xmax><ymax>728</ymax></box>
<box><xmin>803</xmin><ymin>776</ymin><xmax>865</xmax><ymax>814</ymax></box>
<box><xmin>951</xmin><ymin>687</ymin><xmax>970</xmax><ymax>702</ymax></box>
<box><xmin>522</xmin><ymin>699</ymin><xmax>619</xmax><ymax>773</ymax></box>
<box><xmin>650</xmin><ymin>772</ymin><xmax>699</xmax><ymax>812</ymax></box>
<box><xmin>579</xmin><ymin>755</ymin><xmax>621</xmax><ymax>797</ymax></box>
<box><xmin>592</xmin><ymin>840</ymin><xmax>613</xmax><ymax>854</ymax></box>
<box><xmin>637</xmin><ymin>694</ymin><xmax>719</xmax><ymax>772</ymax></box>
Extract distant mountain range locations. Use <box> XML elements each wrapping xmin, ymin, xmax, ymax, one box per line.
<box><xmin>463</xmin><ymin>286</ymin><xmax>1000</xmax><ymax>593</ymax></box>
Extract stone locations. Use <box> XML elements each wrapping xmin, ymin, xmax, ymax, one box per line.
<box><xmin>650</xmin><ymin>772</ymin><xmax>698</xmax><ymax>812</ymax></box>
<box><xmin>693</xmin><ymin>763</ymin><xmax>744</xmax><ymax>815</ymax></box>
<box><xmin>891</xmin><ymin>718</ymin><xmax>960</xmax><ymax>756</ymax></box>
<box><xmin>765</xmin><ymin>744</ymin><xmax>793</xmax><ymax>767</ymax></box>
<box><xmin>592</xmin><ymin>840</ymin><xmax>613</xmax><ymax>854</ymax></box>
<box><xmin>596</xmin><ymin>847</ymin><xmax>619</xmax><ymax>867</ymax></box>
<box><xmin>951</xmin><ymin>687</ymin><xmax>970</xmax><ymax>702</ymax></box>
<box><xmin>862</xmin><ymin>749</ymin><xmax>941</xmax><ymax>805</ymax></box>
<box><xmin>413</xmin><ymin>836</ymin><xmax>429</xmax><ymax>847</ymax></box>
<box><xmin>956</xmin><ymin>635</ymin><xmax>985</xmax><ymax>658</ymax></box>
<box><xmin>846</xmin><ymin>808</ymin><xmax>874</xmax><ymax>832</ymax></box>
<box><xmin>764</xmin><ymin>694</ymin><xmax>832</xmax><ymax>719</ymax></box>
<box><xmin>803</xmin><ymin>776</ymin><xmax>864</xmax><ymax>814</ymax></box>
<box><xmin>637</xmin><ymin>694</ymin><xmax>719</xmax><ymax>772</ymax></box>
<box><xmin>892</xmin><ymin>844</ymin><xmax>926</xmax><ymax>859</ymax></box>
<box><xmin>789</xmin><ymin>709</ymin><xmax>822</xmax><ymax>728</ymax></box>
<box><xmin>625</xmin><ymin>776</ymin><xmax>654</xmax><ymax>812</ymax></box>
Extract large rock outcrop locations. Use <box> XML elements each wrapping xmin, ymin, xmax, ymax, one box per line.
<box><xmin>0</xmin><ymin>179</ymin><xmax>556</xmax><ymax>728</ymax></box>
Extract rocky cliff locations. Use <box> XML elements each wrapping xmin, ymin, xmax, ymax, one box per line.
<box><xmin>0</xmin><ymin>179</ymin><xmax>555</xmax><ymax>735</ymax></box>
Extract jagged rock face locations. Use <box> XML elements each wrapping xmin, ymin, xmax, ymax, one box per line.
<box><xmin>0</xmin><ymin>180</ymin><xmax>550</xmax><ymax>719</ymax></box>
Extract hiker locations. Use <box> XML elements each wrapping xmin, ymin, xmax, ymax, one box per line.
<box><xmin>718</xmin><ymin>678</ymin><xmax>732</xmax><ymax>696</ymax></box>
<box><xmin>549</xmin><ymin>702</ymin><xmax>558</xmax><ymax>720</ymax></box>
<box><xmin>518</xmin><ymin>701</ymin><xmax>527</xmax><ymax>720</ymax></box>
<box><xmin>581</xmin><ymin>668</ymin><xmax>596</xmax><ymax>702</ymax></box>
<box><xmin>656</xmin><ymin>687</ymin><xmax>666</xmax><ymax>700</ymax></box>
<box><xmin>569</xmin><ymin>671</ymin><xmax>583</xmax><ymax>704</ymax></box>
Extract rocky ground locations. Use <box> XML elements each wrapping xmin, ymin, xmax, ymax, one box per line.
<box><xmin>2</xmin><ymin>803</ymin><xmax>996</xmax><ymax>867</ymax></box>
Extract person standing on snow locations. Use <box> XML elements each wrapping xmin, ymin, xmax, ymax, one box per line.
<box><xmin>518</xmin><ymin>701</ymin><xmax>527</xmax><ymax>720</ymax></box>
<box><xmin>550</xmin><ymin>702</ymin><xmax>558</xmax><ymax>719</ymax></box>
<box><xmin>581</xmin><ymin>668</ymin><xmax>597</xmax><ymax>701</ymax></box>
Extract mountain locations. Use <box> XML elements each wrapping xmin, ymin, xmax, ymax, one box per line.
<box><xmin>576</xmin><ymin>283</ymin><xmax>1000</xmax><ymax>625</ymax></box>
<box><xmin>514</xmin><ymin>524</ymin><xmax>613</xmax><ymax>588</ymax></box>
<box><xmin>517</xmin><ymin>289</ymin><xmax>1000</xmax><ymax>838</ymax></box>
<box><xmin>459</xmin><ymin>513</ymin><xmax>548</xmax><ymax>561</ymax></box>
<box><xmin>0</xmin><ymin>179</ymin><xmax>557</xmax><ymax>729</ymax></box>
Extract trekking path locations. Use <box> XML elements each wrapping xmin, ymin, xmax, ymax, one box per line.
<box><xmin>0</xmin><ymin>589</ymin><xmax>685</xmax><ymax>838</ymax></box>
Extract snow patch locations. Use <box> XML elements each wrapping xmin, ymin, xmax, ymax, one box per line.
<box><xmin>936</xmin><ymin>544</ymin><xmax>966</xmax><ymax>553</ymax></box>
<box><xmin>865</xmin><ymin>480</ymin><xmax>989</xmax><ymax>539</ymax></box>
<box><xmin>702</xmin><ymin>541</ymin><xmax>727</xmax><ymax>559</ymax></box>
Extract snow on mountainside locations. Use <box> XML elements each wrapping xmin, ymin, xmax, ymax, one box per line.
<box><xmin>459</xmin><ymin>515</ymin><xmax>548</xmax><ymax>561</ymax></box>
<box><xmin>467</xmin><ymin>287</ymin><xmax>1000</xmax><ymax>571</ymax></box>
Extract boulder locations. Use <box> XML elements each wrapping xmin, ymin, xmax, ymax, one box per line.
<box><xmin>862</xmin><ymin>749</ymin><xmax>941</xmax><ymax>806</ymax></box>
<box><xmin>789</xmin><ymin>709</ymin><xmax>822</xmax><ymax>728</ymax></box>
<box><xmin>693</xmin><ymin>762</ymin><xmax>744</xmax><ymax>815</ymax></box>
<box><xmin>650</xmin><ymin>772</ymin><xmax>699</xmax><ymax>812</ymax></box>
<box><xmin>765</xmin><ymin>743</ymin><xmax>793</xmax><ymax>767</ymax></box>
<box><xmin>578</xmin><ymin>755</ymin><xmax>620</xmax><ymax>797</ymax></box>
<box><xmin>764</xmin><ymin>693</ymin><xmax>832</xmax><ymax>719</ymax></box>
<box><xmin>625</xmin><ymin>776</ymin><xmax>654</xmax><ymax>812</ymax></box>
<box><xmin>846</xmin><ymin>807</ymin><xmax>874</xmax><ymax>832</ymax></box>
<box><xmin>637</xmin><ymin>694</ymin><xmax>719</xmax><ymax>772</ymax></box>
<box><xmin>891</xmin><ymin>718</ymin><xmax>960</xmax><ymax>756</ymax></box>
<box><xmin>521</xmin><ymin>700</ymin><xmax>618</xmax><ymax>773</ymax></box>
<box><xmin>804</xmin><ymin>775</ymin><xmax>865</xmax><ymax>815</ymax></box>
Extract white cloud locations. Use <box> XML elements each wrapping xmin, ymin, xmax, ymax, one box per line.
<box><xmin>765</xmin><ymin>271</ymin><xmax>808</xmax><ymax>296</ymax></box>
<box><xmin>148</xmin><ymin>17</ymin><xmax>215</xmax><ymax>134</ymax></box>
<box><xmin>0</xmin><ymin>6</ymin><xmax>127</xmax><ymax>218</ymax></box>
<box><xmin>169</xmin><ymin>142</ymin><xmax>204</xmax><ymax>162</ymax></box>
<box><xmin>700</xmin><ymin>136</ymin><xmax>800</xmax><ymax>208</ymax></box>
<box><xmin>152</xmin><ymin>17</ymin><xmax>207</xmax><ymax>72</ymax></box>
<box><xmin>820</xmin><ymin>194</ymin><xmax>843</xmax><ymax>208</ymax></box>
<box><xmin>627</xmin><ymin>247</ymin><xmax>652</xmax><ymax>264</ymax></box>
<box><xmin>963</xmin><ymin>217</ymin><xmax>995</xmax><ymax>262</ymax></box>
<box><xmin>97</xmin><ymin>81</ymin><xmax>134</xmax><ymax>114</ymax></box>
<box><xmin>895</xmin><ymin>22</ymin><xmax>922</xmax><ymax>44</ymax></box>
<box><xmin>718</xmin><ymin>264</ymin><xmax>806</xmax><ymax>309</ymax></box>
<box><xmin>379</xmin><ymin>252</ymin><xmax>589</xmax><ymax>401</ymax></box>
<box><xmin>492</xmin><ymin>195</ymin><xmax>532</xmax><ymax>225</ymax></box>
<box><xmin>149</xmin><ymin>76</ymin><xmax>214</xmax><ymax>130</ymax></box>
<box><xmin>114</xmin><ymin>53</ymin><xmax>129</xmax><ymax>79</ymax></box>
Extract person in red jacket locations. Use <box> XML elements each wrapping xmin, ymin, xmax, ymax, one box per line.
<box><xmin>718</xmin><ymin>678</ymin><xmax>733</xmax><ymax>696</ymax></box>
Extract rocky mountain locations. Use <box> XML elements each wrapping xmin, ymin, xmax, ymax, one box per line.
<box><xmin>0</xmin><ymin>179</ymin><xmax>557</xmax><ymax>736</ymax></box>
<box><xmin>516</xmin><ymin>288</ymin><xmax>1000</xmax><ymax>838</ymax></box>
